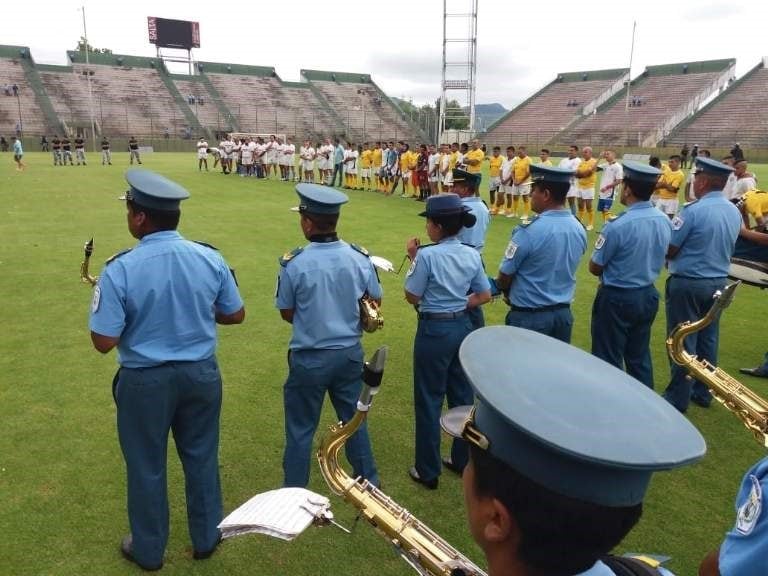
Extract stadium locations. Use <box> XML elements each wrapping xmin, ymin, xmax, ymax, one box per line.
<box><xmin>2</xmin><ymin>4</ymin><xmax>768</xmax><ymax>576</ymax></box>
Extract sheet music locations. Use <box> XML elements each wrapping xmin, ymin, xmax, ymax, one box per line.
<box><xmin>218</xmin><ymin>487</ymin><xmax>330</xmax><ymax>541</ymax></box>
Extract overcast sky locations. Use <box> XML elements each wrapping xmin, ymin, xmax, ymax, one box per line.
<box><xmin>2</xmin><ymin>0</ymin><xmax>763</xmax><ymax>110</ymax></box>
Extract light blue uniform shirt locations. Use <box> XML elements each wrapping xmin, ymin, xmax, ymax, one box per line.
<box><xmin>276</xmin><ymin>241</ymin><xmax>382</xmax><ymax>350</ymax></box>
<box><xmin>89</xmin><ymin>231</ymin><xmax>243</xmax><ymax>368</ymax></box>
<box><xmin>591</xmin><ymin>201</ymin><xmax>671</xmax><ymax>288</ymax></box>
<box><xmin>405</xmin><ymin>237</ymin><xmax>490</xmax><ymax>313</ymax></box>
<box><xmin>499</xmin><ymin>209</ymin><xmax>587</xmax><ymax>308</ymax></box>
<box><xmin>458</xmin><ymin>196</ymin><xmax>490</xmax><ymax>253</ymax></box>
<box><xmin>13</xmin><ymin>139</ymin><xmax>22</xmax><ymax>155</ymax></box>
<box><xmin>719</xmin><ymin>456</ymin><xmax>768</xmax><ymax>576</ymax></box>
<box><xmin>669</xmin><ymin>191</ymin><xmax>741</xmax><ymax>278</ymax></box>
<box><xmin>334</xmin><ymin>144</ymin><xmax>344</xmax><ymax>164</ymax></box>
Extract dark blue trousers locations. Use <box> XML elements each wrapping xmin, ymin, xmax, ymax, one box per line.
<box><xmin>115</xmin><ymin>358</ymin><xmax>223</xmax><ymax>568</ymax></box>
<box><xmin>331</xmin><ymin>162</ymin><xmax>344</xmax><ymax>187</ymax></box>
<box><xmin>466</xmin><ymin>306</ymin><xmax>485</xmax><ymax>331</ymax></box>
<box><xmin>283</xmin><ymin>344</ymin><xmax>379</xmax><ymax>488</ymax></box>
<box><xmin>663</xmin><ymin>276</ymin><xmax>726</xmax><ymax>412</ymax></box>
<box><xmin>505</xmin><ymin>306</ymin><xmax>573</xmax><ymax>343</ymax></box>
<box><xmin>591</xmin><ymin>285</ymin><xmax>660</xmax><ymax>388</ymax></box>
<box><xmin>413</xmin><ymin>316</ymin><xmax>474</xmax><ymax>482</ymax></box>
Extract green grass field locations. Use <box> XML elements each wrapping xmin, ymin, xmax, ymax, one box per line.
<box><xmin>1</xmin><ymin>151</ymin><xmax>766</xmax><ymax>576</ymax></box>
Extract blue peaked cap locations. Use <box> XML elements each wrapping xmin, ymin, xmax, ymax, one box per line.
<box><xmin>622</xmin><ymin>160</ymin><xmax>661</xmax><ymax>184</ymax></box>
<box><xmin>121</xmin><ymin>169</ymin><xmax>190</xmax><ymax>211</ymax></box>
<box><xmin>295</xmin><ymin>183</ymin><xmax>348</xmax><ymax>214</ymax></box>
<box><xmin>695</xmin><ymin>156</ymin><xmax>734</xmax><ymax>176</ymax></box>
<box><xmin>530</xmin><ymin>164</ymin><xmax>574</xmax><ymax>184</ymax></box>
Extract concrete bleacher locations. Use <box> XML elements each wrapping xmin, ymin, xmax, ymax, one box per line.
<box><xmin>666</xmin><ymin>61</ymin><xmax>768</xmax><ymax>149</ymax></box>
<box><xmin>556</xmin><ymin>59</ymin><xmax>735</xmax><ymax>147</ymax></box>
<box><xmin>199</xmin><ymin>61</ymin><xmax>337</xmax><ymax>137</ymax></box>
<box><xmin>482</xmin><ymin>68</ymin><xmax>629</xmax><ymax>146</ymax></box>
<box><xmin>171</xmin><ymin>77</ymin><xmax>221</xmax><ymax>135</ymax></box>
<box><xmin>0</xmin><ymin>53</ymin><xmax>49</xmax><ymax>137</ymax></box>
<box><xmin>302</xmin><ymin>70</ymin><xmax>425</xmax><ymax>143</ymax></box>
<box><xmin>38</xmin><ymin>65</ymin><xmax>95</xmax><ymax>135</ymax></box>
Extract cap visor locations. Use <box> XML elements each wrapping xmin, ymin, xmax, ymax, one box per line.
<box><xmin>440</xmin><ymin>405</ymin><xmax>473</xmax><ymax>438</ymax></box>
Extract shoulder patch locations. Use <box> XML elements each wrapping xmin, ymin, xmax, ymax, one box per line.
<box><xmin>683</xmin><ymin>199</ymin><xmax>699</xmax><ymax>208</ymax></box>
<box><xmin>193</xmin><ymin>240</ymin><xmax>219</xmax><ymax>251</ymax></box>
<box><xmin>671</xmin><ymin>215</ymin><xmax>685</xmax><ymax>231</ymax></box>
<box><xmin>350</xmin><ymin>243</ymin><xmax>369</xmax><ymax>257</ymax></box>
<box><xmin>105</xmin><ymin>248</ymin><xmax>131</xmax><ymax>265</ymax></box>
<box><xmin>594</xmin><ymin>234</ymin><xmax>606</xmax><ymax>250</ymax></box>
<box><xmin>406</xmin><ymin>255</ymin><xmax>418</xmax><ymax>277</ymax></box>
<box><xmin>504</xmin><ymin>241</ymin><xmax>518</xmax><ymax>260</ymax></box>
<box><xmin>736</xmin><ymin>474</ymin><xmax>762</xmax><ymax>535</ymax></box>
<box><xmin>279</xmin><ymin>246</ymin><xmax>304</xmax><ymax>267</ymax></box>
<box><xmin>518</xmin><ymin>215</ymin><xmax>538</xmax><ymax>228</ymax></box>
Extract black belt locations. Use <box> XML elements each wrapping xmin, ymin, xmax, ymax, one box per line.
<box><xmin>418</xmin><ymin>310</ymin><xmax>466</xmax><ymax>320</ymax></box>
<box><xmin>600</xmin><ymin>284</ymin><xmax>654</xmax><ymax>291</ymax></box>
<box><xmin>510</xmin><ymin>303</ymin><xmax>570</xmax><ymax>313</ymax></box>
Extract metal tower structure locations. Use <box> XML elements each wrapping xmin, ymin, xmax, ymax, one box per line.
<box><xmin>438</xmin><ymin>0</ymin><xmax>478</xmax><ymax>144</ymax></box>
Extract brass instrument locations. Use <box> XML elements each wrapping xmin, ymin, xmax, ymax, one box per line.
<box><xmin>666</xmin><ymin>281</ymin><xmax>768</xmax><ymax>447</ymax></box>
<box><xmin>359</xmin><ymin>294</ymin><xmax>384</xmax><ymax>333</ymax></box>
<box><xmin>317</xmin><ymin>346</ymin><xmax>486</xmax><ymax>576</ymax></box>
<box><xmin>80</xmin><ymin>238</ymin><xmax>98</xmax><ymax>286</ymax></box>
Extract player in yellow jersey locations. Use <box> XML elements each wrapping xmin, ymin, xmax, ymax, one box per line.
<box><xmin>488</xmin><ymin>146</ymin><xmax>503</xmax><ymax>205</ymax></box>
<box><xmin>510</xmin><ymin>146</ymin><xmax>532</xmax><ymax>221</ymax></box>
<box><xmin>538</xmin><ymin>148</ymin><xmax>553</xmax><ymax>166</ymax></box>
<box><xmin>372</xmin><ymin>142</ymin><xmax>383</xmax><ymax>191</ymax></box>
<box><xmin>397</xmin><ymin>142</ymin><xmax>412</xmax><ymax>196</ymax></box>
<box><xmin>575</xmin><ymin>146</ymin><xmax>598</xmax><ymax>230</ymax></box>
<box><xmin>464</xmin><ymin>139</ymin><xmax>484</xmax><ymax>175</ymax></box>
<box><xmin>444</xmin><ymin>143</ymin><xmax>460</xmax><ymax>190</ymax></box>
<box><xmin>653</xmin><ymin>154</ymin><xmax>684</xmax><ymax>219</ymax></box>
<box><xmin>360</xmin><ymin>142</ymin><xmax>373</xmax><ymax>191</ymax></box>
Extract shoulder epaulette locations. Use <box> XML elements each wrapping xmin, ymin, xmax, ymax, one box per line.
<box><xmin>350</xmin><ymin>243</ymin><xmax>370</xmax><ymax>257</ymax></box>
<box><xmin>105</xmin><ymin>248</ymin><xmax>131</xmax><ymax>265</ymax></box>
<box><xmin>608</xmin><ymin>211</ymin><xmax>626</xmax><ymax>222</ymax></box>
<box><xmin>279</xmin><ymin>246</ymin><xmax>304</xmax><ymax>267</ymax></box>
<box><xmin>683</xmin><ymin>199</ymin><xmax>699</xmax><ymax>208</ymax></box>
<box><xmin>460</xmin><ymin>242</ymin><xmax>478</xmax><ymax>249</ymax></box>
<box><xmin>518</xmin><ymin>215</ymin><xmax>539</xmax><ymax>228</ymax></box>
<box><xmin>481</xmin><ymin>199</ymin><xmax>489</xmax><ymax>208</ymax></box>
<box><xmin>193</xmin><ymin>240</ymin><xmax>219</xmax><ymax>251</ymax></box>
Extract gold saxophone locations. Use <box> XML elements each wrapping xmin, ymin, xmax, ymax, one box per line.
<box><xmin>666</xmin><ymin>280</ymin><xmax>768</xmax><ymax>447</ymax></box>
<box><xmin>80</xmin><ymin>238</ymin><xmax>98</xmax><ymax>286</ymax></box>
<box><xmin>359</xmin><ymin>294</ymin><xmax>384</xmax><ymax>333</ymax></box>
<box><xmin>317</xmin><ymin>346</ymin><xmax>486</xmax><ymax>576</ymax></box>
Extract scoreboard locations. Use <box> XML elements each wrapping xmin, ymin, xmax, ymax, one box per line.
<box><xmin>147</xmin><ymin>17</ymin><xmax>200</xmax><ymax>50</ymax></box>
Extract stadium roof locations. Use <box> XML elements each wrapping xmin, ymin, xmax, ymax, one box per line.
<box><xmin>556</xmin><ymin>68</ymin><xmax>629</xmax><ymax>83</ymax></box>
<box><xmin>301</xmin><ymin>69</ymin><xmax>373</xmax><ymax>84</ymax></box>
<box><xmin>644</xmin><ymin>58</ymin><xmax>735</xmax><ymax>76</ymax></box>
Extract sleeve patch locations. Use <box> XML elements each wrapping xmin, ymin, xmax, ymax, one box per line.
<box><xmin>91</xmin><ymin>285</ymin><xmax>101</xmax><ymax>313</ymax></box>
<box><xmin>504</xmin><ymin>241</ymin><xmax>518</xmax><ymax>260</ymax></box>
<box><xmin>736</xmin><ymin>474</ymin><xmax>762</xmax><ymax>535</ymax></box>
<box><xmin>671</xmin><ymin>215</ymin><xmax>684</xmax><ymax>231</ymax></box>
<box><xmin>595</xmin><ymin>234</ymin><xmax>606</xmax><ymax>250</ymax></box>
<box><xmin>406</xmin><ymin>256</ymin><xmax>418</xmax><ymax>277</ymax></box>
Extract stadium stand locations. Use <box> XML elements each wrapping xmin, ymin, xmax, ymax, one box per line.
<box><xmin>171</xmin><ymin>76</ymin><xmax>221</xmax><ymax>136</ymax></box>
<box><xmin>197</xmin><ymin>62</ymin><xmax>338</xmax><ymax>138</ymax></box>
<box><xmin>666</xmin><ymin>60</ymin><xmax>768</xmax><ymax>149</ymax></box>
<box><xmin>555</xmin><ymin>59</ymin><xmax>735</xmax><ymax>147</ymax></box>
<box><xmin>301</xmin><ymin>70</ymin><xmax>427</xmax><ymax>143</ymax></box>
<box><xmin>481</xmin><ymin>68</ymin><xmax>629</xmax><ymax>146</ymax></box>
<box><xmin>0</xmin><ymin>46</ymin><xmax>51</xmax><ymax>137</ymax></box>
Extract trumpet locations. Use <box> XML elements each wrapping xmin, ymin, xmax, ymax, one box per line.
<box><xmin>317</xmin><ymin>346</ymin><xmax>487</xmax><ymax>576</ymax></box>
<box><xmin>666</xmin><ymin>280</ymin><xmax>768</xmax><ymax>447</ymax></box>
<box><xmin>80</xmin><ymin>238</ymin><xmax>98</xmax><ymax>287</ymax></box>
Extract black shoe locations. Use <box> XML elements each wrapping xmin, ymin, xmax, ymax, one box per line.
<box><xmin>739</xmin><ymin>367</ymin><xmax>768</xmax><ymax>378</ymax></box>
<box><xmin>120</xmin><ymin>535</ymin><xmax>163</xmax><ymax>571</ymax></box>
<box><xmin>442</xmin><ymin>457</ymin><xmax>464</xmax><ymax>476</ymax></box>
<box><xmin>408</xmin><ymin>466</ymin><xmax>438</xmax><ymax>490</ymax></box>
<box><xmin>690</xmin><ymin>395</ymin><xmax>712</xmax><ymax>408</ymax></box>
<box><xmin>193</xmin><ymin>531</ymin><xmax>222</xmax><ymax>560</ymax></box>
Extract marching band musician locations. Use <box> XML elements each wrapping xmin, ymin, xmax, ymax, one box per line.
<box><xmin>404</xmin><ymin>193</ymin><xmax>491</xmax><ymax>489</ymax></box>
<box><xmin>589</xmin><ymin>161</ymin><xmax>671</xmax><ymax>389</ymax></box>
<box><xmin>89</xmin><ymin>170</ymin><xmax>245</xmax><ymax>570</ymax></box>
<box><xmin>453</xmin><ymin>168</ymin><xmax>491</xmax><ymax>330</ymax></box>
<box><xmin>662</xmin><ymin>157</ymin><xmax>741</xmax><ymax>412</ymax></box>
<box><xmin>495</xmin><ymin>164</ymin><xmax>587</xmax><ymax>344</ymax></box>
<box><xmin>442</xmin><ymin>326</ymin><xmax>706</xmax><ymax>576</ymax></box>
<box><xmin>275</xmin><ymin>184</ymin><xmax>380</xmax><ymax>488</ymax></box>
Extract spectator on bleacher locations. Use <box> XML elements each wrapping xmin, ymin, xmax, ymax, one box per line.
<box><xmin>74</xmin><ymin>135</ymin><xmax>87</xmax><ymax>166</ymax></box>
<box><xmin>163</xmin><ymin>127</ymin><xmax>170</xmax><ymax>140</ymax></box>
<box><xmin>731</xmin><ymin>159</ymin><xmax>757</xmax><ymax>201</ymax></box>
<box><xmin>680</xmin><ymin>144</ymin><xmax>690</xmax><ymax>168</ymax></box>
<box><xmin>731</xmin><ymin>142</ymin><xmax>744</xmax><ymax>163</ymax></box>
<box><xmin>12</xmin><ymin>84</ymin><xmax>18</xmax><ymax>97</ymax></box>
<box><xmin>40</xmin><ymin>135</ymin><xmax>48</xmax><ymax>152</ymax></box>
<box><xmin>101</xmin><ymin>136</ymin><xmax>112</xmax><ymax>166</ymax></box>
<box><xmin>3</xmin><ymin>85</ymin><xmax>11</xmax><ymax>96</ymax></box>
<box><xmin>128</xmin><ymin>136</ymin><xmax>142</xmax><ymax>165</ymax></box>
<box><xmin>559</xmin><ymin>145</ymin><xmax>581</xmax><ymax>216</ymax></box>
<box><xmin>0</xmin><ymin>136</ymin><xmax>7</xmax><ymax>152</ymax></box>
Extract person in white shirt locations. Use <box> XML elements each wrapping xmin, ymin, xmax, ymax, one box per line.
<box><xmin>492</xmin><ymin>146</ymin><xmax>516</xmax><ymax>216</ymax></box>
<box><xmin>197</xmin><ymin>138</ymin><xmax>209</xmax><ymax>172</ymax></box>
<box><xmin>438</xmin><ymin>144</ymin><xmax>450</xmax><ymax>193</ymax></box>
<box><xmin>253</xmin><ymin>138</ymin><xmax>266</xmax><ymax>178</ymax></box>
<box><xmin>219</xmin><ymin>137</ymin><xmax>234</xmax><ymax>175</ymax></box>
<box><xmin>323</xmin><ymin>138</ymin><xmax>336</xmax><ymax>185</ymax></box>
<box><xmin>266</xmin><ymin>135</ymin><xmax>279</xmax><ymax>179</ymax></box>
<box><xmin>240</xmin><ymin>137</ymin><xmax>254</xmax><ymax>177</ymax></box>
<box><xmin>283</xmin><ymin>137</ymin><xmax>296</xmax><ymax>181</ymax></box>
<box><xmin>597</xmin><ymin>149</ymin><xmax>623</xmax><ymax>224</ymax></box>
<box><xmin>427</xmin><ymin>144</ymin><xmax>440</xmax><ymax>196</ymax></box>
<box><xmin>300</xmin><ymin>140</ymin><xmax>315</xmax><ymax>182</ymax></box>
<box><xmin>731</xmin><ymin>159</ymin><xmax>757</xmax><ymax>200</ymax></box>
<box><xmin>559</xmin><ymin>145</ymin><xmax>582</xmax><ymax>215</ymax></box>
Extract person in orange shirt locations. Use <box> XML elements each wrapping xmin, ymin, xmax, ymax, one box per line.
<box><xmin>575</xmin><ymin>146</ymin><xmax>598</xmax><ymax>230</ymax></box>
<box><xmin>511</xmin><ymin>146</ymin><xmax>532</xmax><ymax>221</ymax></box>
<box><xmin>653</xmin><ymin>155</ymin><xmax>685</xmax><ymax>220</ymax></box>
<box><xmin>464</xmin><ymin>139</ymin><xmax>485</xmax><ymax>176</ymax></box>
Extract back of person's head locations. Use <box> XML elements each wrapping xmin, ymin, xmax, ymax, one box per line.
<box><xmin>127</xmin><ymin>200</ymin><xmax>181</xmax><ymax>231</ymax></box>
<box><xmin>470</xmin><ymin>444</ymin><xmax>642</xmax><ymax>574</ymax></box>
<box><xmin>535</xmin><ymin>181</ymin><xmax>570</xmax><ymax>203</ymax></box>
<box><xmin>649</xmin><ymin>156</ymin><xmax>661</xmax><ymax>169</ymax></box>
<box><xmin>430</xmin><ymin>211</ymin><xmax>476</xmax><ymax>236</ymax></box>
<box><xmin>624</xmin><ymin>178</ymin><xmax>655</xmax><ymax>200</ymax></box>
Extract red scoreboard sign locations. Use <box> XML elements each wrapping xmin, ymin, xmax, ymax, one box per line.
<box><xmin>147</xmin><ymin>17</ymin><xmax>200</xmax><ymax>49</ymax></box>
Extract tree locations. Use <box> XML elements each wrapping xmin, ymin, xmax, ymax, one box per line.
<box><xmin>75</xmin><ymin>37</ymin><xmax>112</xmax><ymax>55</ymax></box>
<box><xmin>434</xmin><ymin>98</ymin><xmax>470</xmax><ymax>130</ymax></box>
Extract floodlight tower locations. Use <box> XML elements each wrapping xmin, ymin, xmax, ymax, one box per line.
<box><xmin>438</xmin><ymin>0</ymin><xmax>478</xmax><ymax>144</ymax></box>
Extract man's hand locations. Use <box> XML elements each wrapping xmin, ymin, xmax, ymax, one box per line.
<box><xmin>406</xmin><ymin>237</ymin><xmax>420</xmax><ymax>261</ymax></box>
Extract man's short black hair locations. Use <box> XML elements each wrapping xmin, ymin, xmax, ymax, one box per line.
<box><xmin>624</xmin><ymin>178</ymin><xmax>655</xmax><ymax>201</ymax></box>
<box><xmin>302</xmin><ymin>212</ymin><xmax>339</xmax><ymax>233</ymax></box>
<box><xmin>540</xmin><ymin>148</ymin><xmax>550</xmax><ymax>154</ymax></box>
<box><xmin>493</xmin><ymin>146</ymin><xmax>501</xmax><ymax>152</ymax></box>
<box><xmin>533</xmin><ymin>181</ymin><xmax>569</xmax><ymax>202</ymax></box>
<box><xmin>470</xmin><ymin>445</ymin><xmax>642</xmax><ymax>574</ymax></box>
<box><xmin>507</xmin><ymin>146</ymin><xmax>515</xmax><ymax>152</ymax></box>
<box><xmin>128</xmin><ymin>200</ymin><xmax>180</xmax><ymax>231</ymax></box>
<box><xmin>669</xmin><ymin>155</ymin><xmax>681</xmax><ymax>162</ymax></box>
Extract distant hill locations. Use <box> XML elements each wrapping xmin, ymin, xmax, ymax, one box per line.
<box><xmin>465</xmin><ymin>103</ymin><xmax>509</xmax><ymax>130</ymax></box>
